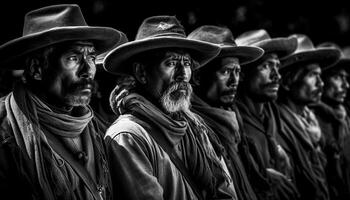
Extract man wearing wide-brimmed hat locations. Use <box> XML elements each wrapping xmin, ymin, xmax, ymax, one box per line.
<box><xmin>103</xmin><ymin>16</ymin><xmax>237</xmax><ymax>200</ymax></box>
<box><xmin>308</xmin><ymin>42</ymin><xmax>350</xmax><ymax>200</ymax></box>
<box><xmin>187</xmin><ymin>25</ymin><xmax>263</xmax><ymax>200</ymax></box>
<box><xmin>277</xmin><ymin>34</ymin><xmax>341</xmax><ymax>200</ymax></box>
<box><xmin>0</xmin><ymin>4</ymin><xmax>127</xmax><ymax>200</ymax></box>
<box><xmin>234</xmin><ymin>29</ymin><xmax>300</xmax><ymax>200</ymax></box>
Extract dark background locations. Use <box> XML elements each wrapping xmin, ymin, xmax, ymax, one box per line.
<box><xmin>0</xmin><ymin>0</ymin><xmax>349</xmax><ymax>118</ymax></box>
<box><xmin>1</xmin><ymin>0</ymin><xmax>350</xmax><ymax>48</ymax></box>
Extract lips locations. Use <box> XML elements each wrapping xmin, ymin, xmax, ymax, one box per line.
<box><xmin>78</xmin><ymin>84</ymin><xmax>93</xmax><ymax>93</ymax></box>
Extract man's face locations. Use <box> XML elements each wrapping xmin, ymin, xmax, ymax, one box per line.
<box><xmin>290</xmin><ymin>63</ymin><xmax>324</xmax><ymax>105</ymax></box>
<box><xmin>145</xmin><ymin>50</ymin><xmax>193</xmax><ymax>113</ymax></box>
<box><xmin>245</xmin><ymin>53</ymin><xmax>281</xmax><ymax>102</ymax></box>
<box><xmin>323</xmin><ymin>69</ymin><xmax>349</xmax><ymax>105</ymax></box>
<box><xmin>202</xmin><ymin>57</ymin><xmax>240</xmax><ymax>107</ymax></box>
<box><xmin>42</xmin><ymin>41</ymin><xmax>97</xmax><ymax>107</ymax></box>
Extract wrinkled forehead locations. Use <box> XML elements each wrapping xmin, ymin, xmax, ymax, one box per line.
<box><xmin>163</xmin><ymin>49</ymin><xmax>192</xmax><ymax>60</ymax></box>
<box><xmin>53</xmin><ymin>40</ymin><xmax>96</xmax><ymax>53</ymax></box>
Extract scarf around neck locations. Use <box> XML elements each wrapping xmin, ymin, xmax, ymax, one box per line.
<box><xmin>110</xmin><ymin>83</ymin><xmax>233</xmax><ymax>198</ymax></box>
<box><xmin>5</xmin><ymin>83</ymin><xmax>108</xmax><ymax>200</ymax></box>
<box><xmin>31</xmin><ymin>94</ymin><xmax>93</xmax><ymax>138</ymax></box>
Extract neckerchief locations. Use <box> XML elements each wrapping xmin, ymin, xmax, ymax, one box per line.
<box><xmin>191</xmin><ymin>94</ymin><xmax>241</xmax><ymax>150</ymax></box>
<box><xmin>191</xmin><ymin>94</ymin><xmax>258</xmax><ymax>200</ymax></box>
<box><xmin>110</xmin><ymin>83</ymin><xmax>233</xmax><ymax>198</ymax></box>
<box><xmin>32</xmin><ymin>94</ymin><xmax>93</xmax><ymax>138</ymax></box>
<box><xmin>236</xmin><ymin>97</ymin><xmax>284</xmax><ymax>170</ymax></box>
<box><xmin>5</xmin><ymin>83</ymin><xmax>110</xmax><ymax>200</ymax></box>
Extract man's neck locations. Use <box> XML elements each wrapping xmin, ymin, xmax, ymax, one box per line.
<box><xmin>322</xmin><ymin>97</ymin><xmax>342</xmax><ymax>109</ymax></box>
<box><xmin>285</xmin><ymin>98</ymin><xmax>307</xmax><ymax>115</ymax></box>
<box><xmin>241</xmin><ymin>95</ymin><xmax>265</xmax><ymax>117</ymax></box>
<box><xmin>31</xmin><ymin>87</ymin><xmax>74</xmax><ymax>114</ymax></box>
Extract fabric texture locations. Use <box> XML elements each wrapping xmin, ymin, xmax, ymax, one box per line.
<box><xmin>311</xmin><ymin>102</ymin><xmax>350</xmax><ymax>200</ymax></box>
<box><xmin>0</xmin><ymin>83</ymin><xmax>111</xmax><ymax>200</ymax></box>
<box><xmin>278</xmin><ymin>102</ymin><xmax>330</xmax><ymax>200</ymax></box>
<box><xmin>236</xmin><ymin>97</ymin><xmax>300</xmax><ymax>200</ymax></box>
<box><xmin>191</xmin><ymin>94</ymin><xmax>258</xmax><ymax>200</ymax></box>
<box><xmin>105</xmin><ymin>85</ymin><xmax>236</xmax><ymax>200</ymax></box>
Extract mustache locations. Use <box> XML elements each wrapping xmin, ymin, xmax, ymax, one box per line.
<box><xmin>71</xmin><ymin>78</ymin><xmax>96</xmax><ymax>91</ymax></box>
<box><xmin>222</xmin><ymin>88</ymin><xmax>237</xmax><ymax>96</ymax></box>
<box><xmin>263</xmin><ymin>81</ymin><xmax>280</xmax><ymax>88</ymax></box>
<box><xmin>312</xmin><ymin>88</ymin><xmax>323</xmax><ymax>95</ymax></box>
<box><xmin>168</xmin><ymin>81</ymin><xmax>191</xmax><ymax>93</ymax></box>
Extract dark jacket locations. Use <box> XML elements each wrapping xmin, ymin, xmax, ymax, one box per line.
<box><xmin>0</xmin><ymin>87</ymin><xmax>111</xmax><ymax>200</ymax></box>
<box><xmin>311</xmin><ymin>102</ymin><xmax>350</xmax><ymax>200</ymax></box>
<box><xmin>277</xmin><ymin>102</ymin><xmax>330</xmax><ymax>200</ymax></box>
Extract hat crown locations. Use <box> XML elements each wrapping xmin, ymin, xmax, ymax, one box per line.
<box><xmin>235</xmin><ymin>29</ymin><xmax>271</xmax><ymax>46</ymax></box>
<box><xmin>317</xmin><ymin>42</ymin><xmax>349</xmax><ymax>59</ymax></box>
<box><xmin>290</xmin><ymin>34</ymin><xmax>317</xmax><ymax>53</ymax></box>
<box><xmin>23</xmin><ymin>4</ymin><xmax>87</xmax><ymax>36</ymax></box>
<box><xmin>135</xmin><ymin>16</ymin><xmax>186</xmax><ymax>40</ymax></box>
<box><xmin>187</xmin><ymin>25</ymin><xmax>237</xmax><ymax>47</ymax></box>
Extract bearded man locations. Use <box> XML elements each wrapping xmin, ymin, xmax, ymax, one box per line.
<box><xmin>103</xmin><ymin>16</ymin><xmax>237</xmax><ymax>200</ymax></box>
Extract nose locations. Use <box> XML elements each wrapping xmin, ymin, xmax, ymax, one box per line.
<box><xmin>175</xmin><ymin>63</ymin><xmax>191</xmax><ymax>82</ymax></box>
<box><xmin>228</xmin><ymin>71</ymin><xmax>239</xmax><ymax>87</ymax></box>
<box><xmin>316</xmin><ymin>76</ymin><xmax>324</xmax><ymax>88</ymax></box>
<box><xmin>79</xmin><ymin>57</ymin><xmax>96</xmax><ymax>79</ymax></box>
<box><xmin>270</xmin><ymin>66</ymin><xmax>281</xmax><ymax>82</ymax></box>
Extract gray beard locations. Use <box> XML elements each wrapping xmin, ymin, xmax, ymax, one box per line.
<box><xmin>64</xmin><ymin>94</ymin><xmax>91</xmax><ymax>107</ymax></box>
<box><xmin>160</xmin><ymin>82</ymin><xmax>193</xmax><ymax>114</ymax></box>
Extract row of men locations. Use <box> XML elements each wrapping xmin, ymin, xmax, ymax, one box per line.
<box><xmin>0</xmin><ymin>4</ymin><xmax>349</xmax><ymax>200</ymax></box>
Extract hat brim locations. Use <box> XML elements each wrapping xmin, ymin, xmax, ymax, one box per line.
<box><xmin>254</xmin><ymin>37</ymin><xmax>297</xmax><ymax>59</ymax></box>
<box><xmin>323</xmin><ymin>58</ymin><xmax>350</xmax><ymax>71</ymax></box>
<box><xmin>281</xmin><ymin>49</ymin><xmax>341</xmax><ymax>71</ymax></box>
<box><xmin>219</xmin><ymin>46</ymin><xmax>264</xmax><ymax>65</ymax></box>
<box><xmin>103</xmin><ymin>36</ymin><xmax>221</xmax><ymax>75</ymax></box>
<box><xmin>0</xmin><ymin>26</ymin><xmax>127</xmax><ymax>69</ymax></box>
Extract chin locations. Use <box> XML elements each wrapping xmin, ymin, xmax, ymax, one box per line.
<box><xmin>66</xmin><ymin>95</ymin><xmax>91</xmax><ymax>106</ymax></box>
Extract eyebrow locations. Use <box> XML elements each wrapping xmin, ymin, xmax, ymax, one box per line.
<box><xmin>69</xmin><ymin>47</ymin><xmax>96</xmax><ymax>55</ymax></box>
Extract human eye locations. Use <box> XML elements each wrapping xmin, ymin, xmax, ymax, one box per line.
<box><xmin>67</xmin><ymin>55</ymin><xmax>80</xmax><ymax>63</ymax></box>
<box><xmin>166</xmin><ymin>60</ymin><xmax>177</xmax><ymax>67</ymax></box>
<box><xmin>258</xmin><ymin>62</ymin><xmax>269</xmax><ymax>71</ymax></box>
<box><xmin>220</xmin><ymin>68</ymin><xmax>231</xmax><ymax>76</ymax></box>
<box><xmin>87</xmin><ymin>55</ymin><xmax>96</xmax><ymax>64</ymax></box>
<box><xmin>235</xmin><ymin>67</ymin><xmax>241</xmax><ymax>74</ymax></box>
<box><xmin>183</xmin><ymin>59</ymin><xmax>192</xmax><ymax>67</ymax></box>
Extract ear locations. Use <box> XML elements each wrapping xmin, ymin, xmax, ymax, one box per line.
<box><xmin>28</xmin><ymin>58</ymin><xmax>43</xmax><ymax>80</ymax></box>
<box><xmin>133</xmin><ymin>62</ymin><xmax>147</xmax><ymax>84</ymax></box>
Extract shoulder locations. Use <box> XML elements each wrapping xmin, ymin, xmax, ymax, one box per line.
<box><xmin>105</xmin><ymin>114</ymin><xmax>153</xmax><ymax>145</ymax></box>
<box><xmin>0</xmin><ymin>94</ymin><xmax>14</xmax><ymax>144</ymax></box>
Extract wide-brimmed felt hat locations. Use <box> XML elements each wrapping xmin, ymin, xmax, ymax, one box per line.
<box><xmin>103</xmin><ymin>15</ymin><xmax>221</xmax><ymax>75</ymax></box>
<box><xmin>187</xmin><ymin>25</ymin><xmax>263</xmax><ymax>65</ymax></box>
<box><xmin>0</xmin><ymin>4</ymin><xmax>128</xmax><ymax>70</ymax></box>
<box><xmin>280</xmin><ymin>34</ymin><xmax>341</xmax><ymax>71</ymax></box>
<box><xmin>235</xmin><ymin>29</ymin><xmax>297</xmax><ymax>59</ymax></box>
<box><xmin>317</xmin><ymin>42</ymin><xmax>350</xmax><ymax>72</ymax></box>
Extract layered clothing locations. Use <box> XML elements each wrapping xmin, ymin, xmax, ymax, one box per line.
<box><xmin>105</xmin><ymin>87</ymin><xmax>236</xmax><ymax>200</ymax></box>
<box><xmin>311</xmin><ymin>102</ymin><xmax>350</xmax><ymax>200</ymax></box>
<box><xmin>191</xmin><ymin>94</ymin><xmax>257</xmax><ymax>200</ymax></box>
<box><xmin>236</xmin><ymin>96</ymin><xmax>299</xmax><ymax>200</ymax></box>
<box><xmin>277</xmin><ymin>102</ymin><xmax>330</xmax><ymax>200</ymax></box>
<box><xmin>0</xmin><ymin>83</ymin><xmax>111</xmax><ymax>200</ymax></box>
